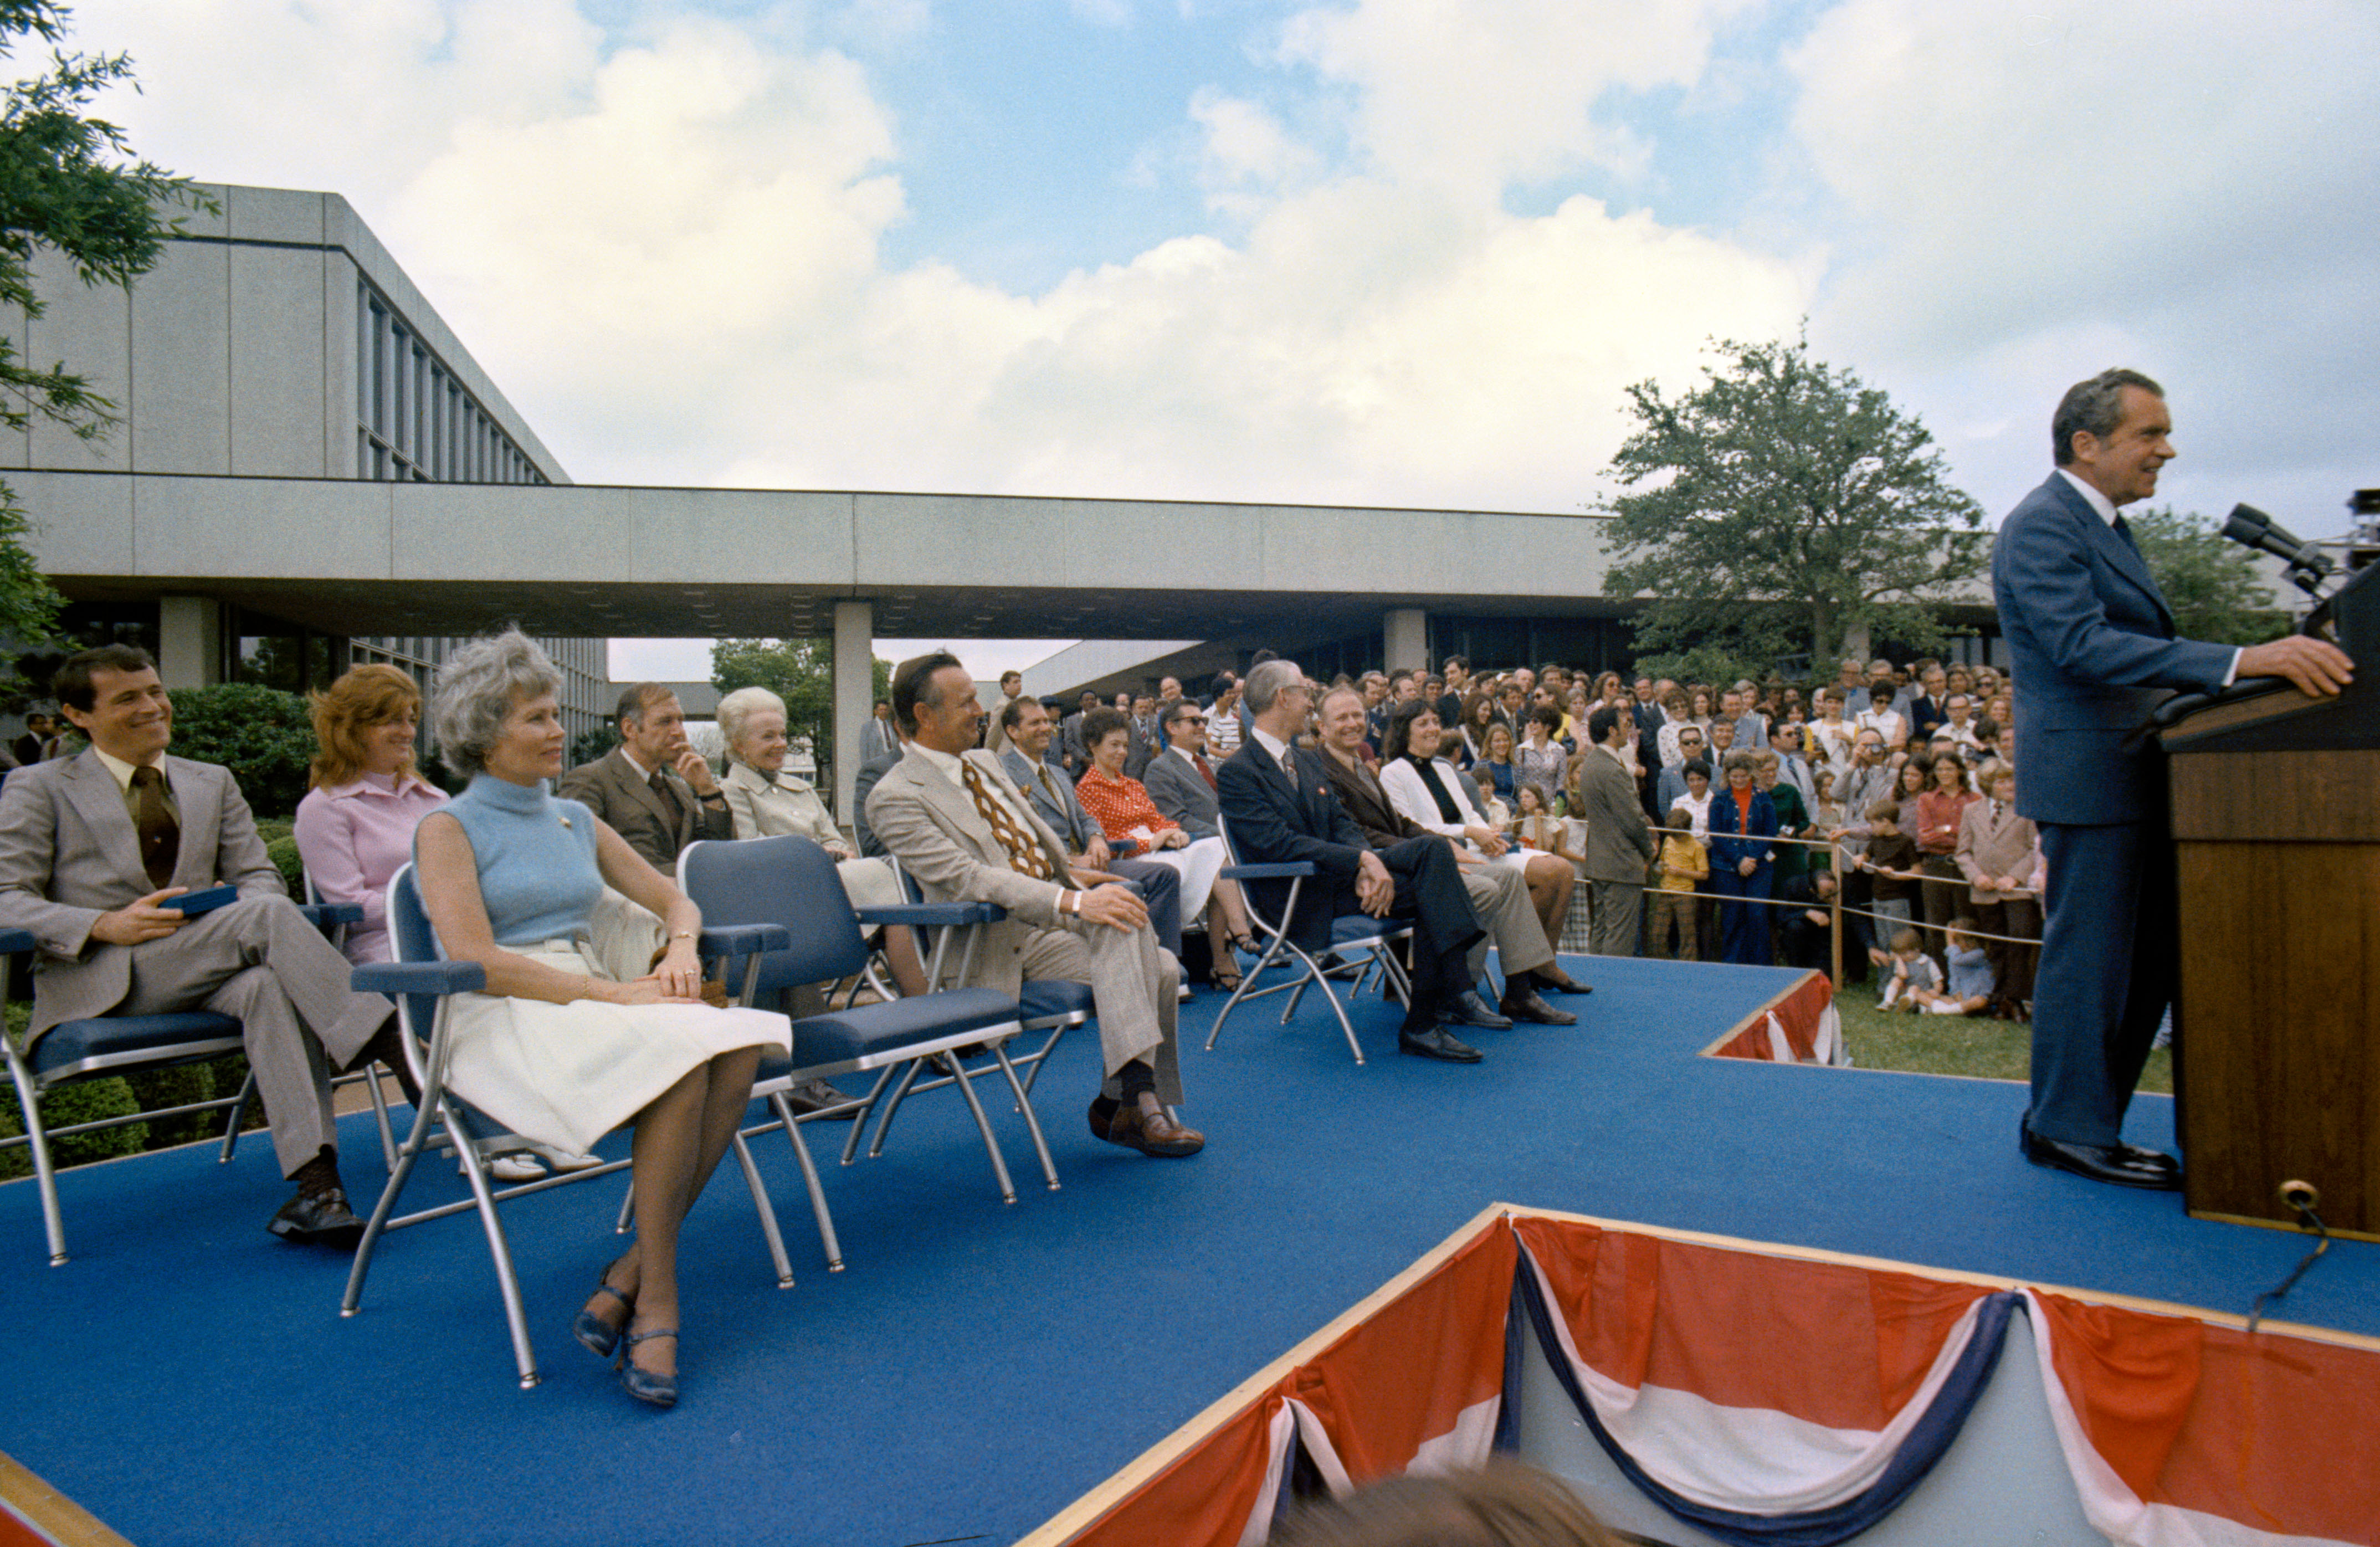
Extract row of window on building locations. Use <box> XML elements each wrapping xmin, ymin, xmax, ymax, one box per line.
<box><xmin>357</xmin><ymin>283</ymin><xmax>546</xmax><ymax>486</ymax></box>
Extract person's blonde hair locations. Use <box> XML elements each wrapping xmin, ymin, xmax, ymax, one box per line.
<box><xmin>308</xmin><ymin>664</ymin><xmax>422</xmax><ymax>788</ymax></box>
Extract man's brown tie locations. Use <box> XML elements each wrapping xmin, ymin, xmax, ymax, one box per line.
<box><xmin>649</xmin><ymin>767</ymin><xmax>685</xmax><ymax>828</ymax></box>
<box><xmin>130</xmin><ymin>765</ymin><xmax>178</xmax><ymax>889</ymax></box>
<box><xmin>961</xmin><ymin>761</ymin><xmax>1057</xmax><ymax>881</ymax></box>
<box><xmin>1194</xmin><ymin>752</ymin><xmax>1217</xmax><ymax>791</ymax></box>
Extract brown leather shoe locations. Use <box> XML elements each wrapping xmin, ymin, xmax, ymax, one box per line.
<box><xmin>1105</xmin><ymin>1103</ymin><xmax>1204</xmax><ymax>1157</ymax></box>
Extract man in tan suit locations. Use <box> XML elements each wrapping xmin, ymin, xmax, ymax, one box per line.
<box><xmin>1576</xmin><ymin>704</ymin><xmax>1656</xmax><ymax>957</ymax></box>
<box><xmin>558</xmin><ymin>685</ymin><xmax>734</xmax><ymax>873</ymax></box>
<box><xmin>0</xmin><ymin>647</ymin><xmax>393</xmax><ymax>1245</ymax></box>
<box><xmin>866</xmin><ymin>653</ymin><xmax>1201</xmax><ymax>1159</ymax></box>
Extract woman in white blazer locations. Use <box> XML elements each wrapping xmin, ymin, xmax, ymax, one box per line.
<box><xmin>1378</xmin><ymin>701</ymin><xmax>1577</xmax><ymax>955</ymax></box>
<box><xmin>716</xmin><ymin>687</ymin><xmax>926</xmax><ymax>996</ymax></box>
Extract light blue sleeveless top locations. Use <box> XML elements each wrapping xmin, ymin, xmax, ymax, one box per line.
<box><xmin>426</xmin><ymin>774</ymin><xmax>604</xmax><ymax>946</ymax></box>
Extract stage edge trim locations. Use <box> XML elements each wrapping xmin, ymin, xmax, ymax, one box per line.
<box><xmin>1022</xmin><ymin>1201</ymin><xmax>2380</xmax><ymax>1547</ymax></box>
<box><xmin>1013</xmin><ymin>1200</ymin><xmax>1515</xmax><ymax>1547</ymax></box>
<box><xmin>0</xmin><ymin>1451</ymin><xmax>133</xmax><ymax>1547</ymax></box>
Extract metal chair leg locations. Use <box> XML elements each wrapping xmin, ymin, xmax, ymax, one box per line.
<box><xmin>771</xmin><ymin>1092</ymin><xmax>844</xmax><ymax>1272</ymax></box>
<box><xmin>941</xmin><ymin>1051</ymin><xmax>1017</xmax><ymax>1204</ymax></box>
<box><xmin>840</xmin><ymin>1066</ymin><xmax>902</xmax><ymax>1166</ymax></box>
<box><xmin>7</xmin><ymin>1049</ymin><xmax>69</xmax><ymax>1266</ymax></box>
<box><xmin>218</xmin><ymin>1069</ymin><xmax>257</xmax><ymax>1162</ymax></box>
<box><xmin>865</xmin><ymin>1058</ymin><xmax>930</xmax><ymax>1161</ymax></box>
<box><xmin>729</xmin><ymin>1130</ymin><xmax>796</xmax><ymax>1288</ymax></box>
<box><xmin>989</xmin><ymin>1043</ymin><xmax>1059</xmax><ymax>1191</ymax></box>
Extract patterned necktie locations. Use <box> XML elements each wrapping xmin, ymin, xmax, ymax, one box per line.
<box><xmin>130</xmin><ymin>765</ymin><xmax>179</xmax><ymax>889</ymax></box>
<box><xmin>648</xmin><ymin>767</ymin><xmax>686</xmax><ymax>831</ymax></box>
<box><xmin>961</xmin><ymin>760</ymin><xmax>1056</xmax><ymax>881</ymax></box>
<box><xmin>1194</xmin><ymin>752</ymin><xmax>1216</xmax><ymax>791</ymax></box>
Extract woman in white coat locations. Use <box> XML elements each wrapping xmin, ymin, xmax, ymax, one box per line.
<box><xmin>715</xmin><ymin>686</ymin><xmax>927</xmax><ymax>997</ymax></box>
<box><xmin>1378</xmin><ymin>700</ymin><xmax>1576</xmax><ymax>955</ymax></box>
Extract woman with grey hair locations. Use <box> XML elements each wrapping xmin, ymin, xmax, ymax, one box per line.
<box><xmin>416</xmin><ymin>631</ymin><xmax>791</xmax><ymax>1408</ymax></box>
<box><xmin>715</xmin><ymin>684</ymin><xmax>927</xmax><ymax>996</ymax></box>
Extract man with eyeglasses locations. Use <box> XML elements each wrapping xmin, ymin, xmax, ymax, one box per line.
<box><xmin>1142</xmin><ymin>698</ymin><xmax>1222</xmax><ymax>841</ymax></box>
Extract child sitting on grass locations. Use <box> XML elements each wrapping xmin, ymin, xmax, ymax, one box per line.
<box><xmin>1877</xmin><ymin>928</ymin><xmax>1943</xmax><ymax>1011</ymax></box>
<box><xmin>1915</xmin><ymin>918</ymin><xmax>1998</xmax><ymax>1017</ymax></box>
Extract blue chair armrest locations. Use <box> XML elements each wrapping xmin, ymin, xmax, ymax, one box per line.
<box><xmin>299</xmin><ymin>902</ymin><xmax>365</xmax><ymax>930</ymax></box>
<box><xmin>0</xmin><ymin>927</ymin><xmax>34</xmax><ymax>955</ymax></box>
<box><xmin>1222</xmin><ymin>862</ymin><xmax>1313</xmax><ymax>880</ymax></box>
<box><xmin>699</xmin><ymin>923</ymin><xmax>792</xmax><ymax>957</ymax></box>
<box><xmin>353</xmin><ymin>960</ymin><xmax>486</xmax><ymax>996</ymax></box>
<box><xmin>855</xmin><ymin>901</ymin><xmax>1001</xmax><ymax>928</ymax></box>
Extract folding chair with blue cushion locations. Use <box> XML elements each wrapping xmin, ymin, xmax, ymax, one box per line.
<box><xmin>1</xmin><ymin>902</ymin><xmax>365</xmax><ymax>1266</ymax></box>
<box><xmin>1207</xmin><ymin>821</ymin><xmax>1413</xmax><ymax>1066</ymax></box>
<box><xmin>337</xmin><ymin>865</ymin><xmax>794</xmax><ymax>1389</ymax></box>
<box><xmin>847</xmin><ymin>860</ymin><xmax>1080</xmax><ymax>1183</ymax></box>
<box><xmin>677</xmin><ymin>837</ymin><xmax>1038</xmax><ymax>1243</ymax></box>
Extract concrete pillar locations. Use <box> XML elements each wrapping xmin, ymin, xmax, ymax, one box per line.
<box><xmin>1384</xmin><ymin>608</ymin><xmax>1428</xmax><ymax>674</ymax></box>
<box><xmin>832</xmin><ymin>599</ymin><xmax>874</xmax><ymax>833</ymax></box>
<box><xmin>157</xmin><ymin>596</ymin><xmax>223</xmax><ymax>690</ymax></box>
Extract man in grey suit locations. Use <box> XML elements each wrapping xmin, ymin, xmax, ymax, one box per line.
<box><xmin>994</xmin><ymin>696</ymin><xmax>1183</xmax><ymax>957</ymax></box>
<box><xmin>1141</xmin><ymin>698</ymin><xmax>1220</xmax><ymax>841</ymax></box>
<box><xmin>869</xmin><ymin>653</ymin><xmax>1202</xmax><ymax>1159</ymax></box>
<box><xmin>1120</xmin><ymin>692</ymin><xmax>1162</xmax><ymax>782</ymax></box>
<box><xmin>558</xmin><ymin>684</ymin><xmax>734</xmax><ymax>873</ymax></box>
<box><xmin>0</xmin><ymin>647</ymin><xmax>394</xmax><ymax>1245</ymax></box>
<box><xmin>1576</xmin><ymin>704</ymin><xmax>1655</xmax><ymax>957</ymax></box>
<box><xmin>1993</xmin><ymin>368</ymin><xmax>2349</xmax><ymax>1189</ymax></box>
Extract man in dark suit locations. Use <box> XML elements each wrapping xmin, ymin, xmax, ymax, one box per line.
<box><xmin>1058</xmin><ymin>689</ymin><xmax>1101</xmax><ymax>778</ymax></box>
<box><xmin>1215</xmin><ymin>659</ymin><xmax>1499</xmax><ymax>1062</ymax></box>
<box><xmin>558</xmin><ymin>684</ymin><xmax>734</xmax><ymax>873</ymax></box>
<box><xmin>1993</xmin><ymin>368</ymin><xmax>2350</xmax><ymax>1189</ymax></box>
<box><xmin>995</xmin><ymin>697</ymin><xmax>1183</xmax><ymax>956</ymax></box>
<box><xmin>0</xmin><ymin>647</ymin><xmax>394</xmax><ymax>1245</ymax></box>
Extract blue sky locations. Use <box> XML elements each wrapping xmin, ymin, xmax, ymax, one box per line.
<box><xmin>68</xmin><ymin>0</ymin><xmax>2380</xmax><ymax>679</ymax></box>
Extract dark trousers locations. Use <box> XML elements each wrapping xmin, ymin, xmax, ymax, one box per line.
<box><xmin>1710</xmin><ymin>864</ymin><xmax>1774</xmax><ymax>966</ymax></box>
<box><xmin>1919</xmin><ymin>856</ymin><xmax>1964</xmax><ymax>974</ymax></box>
<box><xmin>2029</xmin><ymin>821</ymin><xmax>2177</xmax><ymax>1148</ymax></box>
<box><xmin>1333</xmin><ymin>836</ymin><xmax>1483</xmax><ymax>1009</ymax></box>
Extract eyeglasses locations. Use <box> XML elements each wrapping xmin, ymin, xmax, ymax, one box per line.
<box><xmin>1177</xmin><ymin>716</ymin><xmax>1208</xmax><ymax>726</ymax></box>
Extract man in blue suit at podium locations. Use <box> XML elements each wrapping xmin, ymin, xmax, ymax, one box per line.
<box><xmin>1993</xmin><ymin>368</ymin><xmax>2351</xmax><ymax>1189</ymax></box>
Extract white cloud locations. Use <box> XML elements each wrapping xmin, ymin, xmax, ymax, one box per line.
<box><xmin>1275</xmin><ymin>0</ymin><xmax>1753</xmax><ymax>195</ymax></box>
<box><xmin>1790</xmin><ymin>0</ymin><xmax>2380</xmax><ymax>526</ymax></box>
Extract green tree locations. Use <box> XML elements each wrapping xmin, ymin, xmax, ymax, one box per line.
<box><xmin>0</xmin><ymin>1</ymin><xmax>214</xmax><ymax>644</ymax></box>
<box><xmin>710</xmin><ymin>638</ymin><xmax>891</xmax><ymax>786</ymax></box>
<box><xmin>2127</xmin><ymin>505</ymin><xmax>2294</xmax><ymax>647</ymax></box>
<box><xmin>1601</xmin><ymin>334</ymin><xmax>1988</xmax><ymax>674</ymax></box>
<box><xmin>166</xmin><ymin>683</ymin><xmax>314</xmax><ymax>818</ymax></box>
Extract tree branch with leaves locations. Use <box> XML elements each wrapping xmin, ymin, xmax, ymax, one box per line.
<box><xmin>1599</xmin><ymin>334</ymin><xmax>1987</xmax><ymax>679</ymax></box>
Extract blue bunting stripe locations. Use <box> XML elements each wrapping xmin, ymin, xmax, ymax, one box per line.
<box><xmin>1507</xmin><ymin>1240</ymin><xmax>2019</xmax><ymax>1546</ymax></box>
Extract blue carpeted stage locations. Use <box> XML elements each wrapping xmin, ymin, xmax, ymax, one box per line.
<box><xmin>4</xmin><ymin>955</ymin><xmax>2374</xmax><ymax>1546</ymax></box>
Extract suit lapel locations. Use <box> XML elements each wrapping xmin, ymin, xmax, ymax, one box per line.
<box><xmin>610</xmin><ymin>749</ymin><xmax>680</xmax><ymax>835</ymax></box>
<box><xmin>61</xmin><ymin>750</ymin><xmax>150</xmax><ymax>890</ymax></box>
<box><xmin>2053</xmin><ymin>475</ymin><xmax>2174</xmax><ymax>632</ymax></box>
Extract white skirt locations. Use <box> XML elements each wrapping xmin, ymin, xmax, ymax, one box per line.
<box><xmin>1141</xmin><ymin>834</ymin><xmax>1227</xmax><ymax>921</ymax></box>
<box><xmin>440</xmin><ymin>941</ymin><xmax>792</xmax><ymax>1156</ymax></box>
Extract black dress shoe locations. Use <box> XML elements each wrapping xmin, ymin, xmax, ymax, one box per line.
<box><xmin>785</xmin><ymin>1078</ymin><xmax>861</xmax><ymax>1120</ymax></box>
<box><xmin>2020</xmin><ymin>1126</ymin><xmax>2183</xmax><ymax>1191</ymax></box>
<box><xmin>1499</xmin><ymin>988</ymin><xmax>1577</xmax><ymax>1026</ymax></box>
<box><xmin>1398</xmin><ymin>1026</ymin><xmax>1484</xmax><ymax>1063</ymax></box>
<box><xmin>268</xmin><ymin>1187</ymin><xmax>366</xmax><ymax>1247</ymax></box>
<box><xmin>1534</xmin><ymin>972</ymin><xmax>1593</xmax><ymax>995</ymax></box>
<box><xmin>2119</xmin><ymin>1144</ymin><xmax>2182</xmax><ymax>1175</ymax></box>
<box><xmin>1441</xmin><ymin>990</ymin><xmax>1513</xmax><ymax>1030</ymax></box>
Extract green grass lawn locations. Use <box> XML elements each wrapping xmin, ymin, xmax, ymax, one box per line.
<box><xmin>1832</xmin><ymin>981</ymin><xmax>2173</xmax><ymax>1093</ymax></box>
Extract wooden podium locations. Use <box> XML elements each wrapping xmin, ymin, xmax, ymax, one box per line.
<box><xmin>2160</xmin><ymin>565</ymin><xmax>2380</xmax><ymax>1239</ymax></box>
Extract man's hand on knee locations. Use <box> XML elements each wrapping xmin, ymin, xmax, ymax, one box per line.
<box><xmin>91</xmin><ymin>887</ymin><xmax>191</xmax><ymax>946</ymax></box>
<box><xmin>1074</xmin><ymin>883</ymin><xmax>1148</xmax><ymax>932</ymax></box>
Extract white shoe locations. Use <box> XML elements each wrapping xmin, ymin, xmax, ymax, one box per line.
<box><xmin>540</xmin><ymin>1148</ymin><xmax>603</xmax><ymax>1173</ymax></box>
<box><xmin>463</xmin><ymin>1152</ymin><xmax>546</xmax><ymax>1182</ymax></box>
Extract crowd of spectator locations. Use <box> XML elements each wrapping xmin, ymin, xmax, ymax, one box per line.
<box><xmin>0</xmin><ymin>634</ymin><xmax>2043</xmax><ymax>1407</ymax></box>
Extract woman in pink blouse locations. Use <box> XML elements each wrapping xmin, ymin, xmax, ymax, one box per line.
<box><xmin>294</xmin><ymin>665</ymin><xmax>448</xmax><ymax>967</ymax></box>
<box><xmin>1075</xmin><ymin>708</ymin><xmax>1253</xmax><ymax>988</ymax></box>
<box><xmin>1912</xmin><ymin>750</ymin><xmax>1979</xmax><ymax>973</ymax></box>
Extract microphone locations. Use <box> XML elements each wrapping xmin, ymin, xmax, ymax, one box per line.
<box><xmin>2222</xmin><ymin>504</ymin><xmax>2333</xmax><ymax>596</ymax></box>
